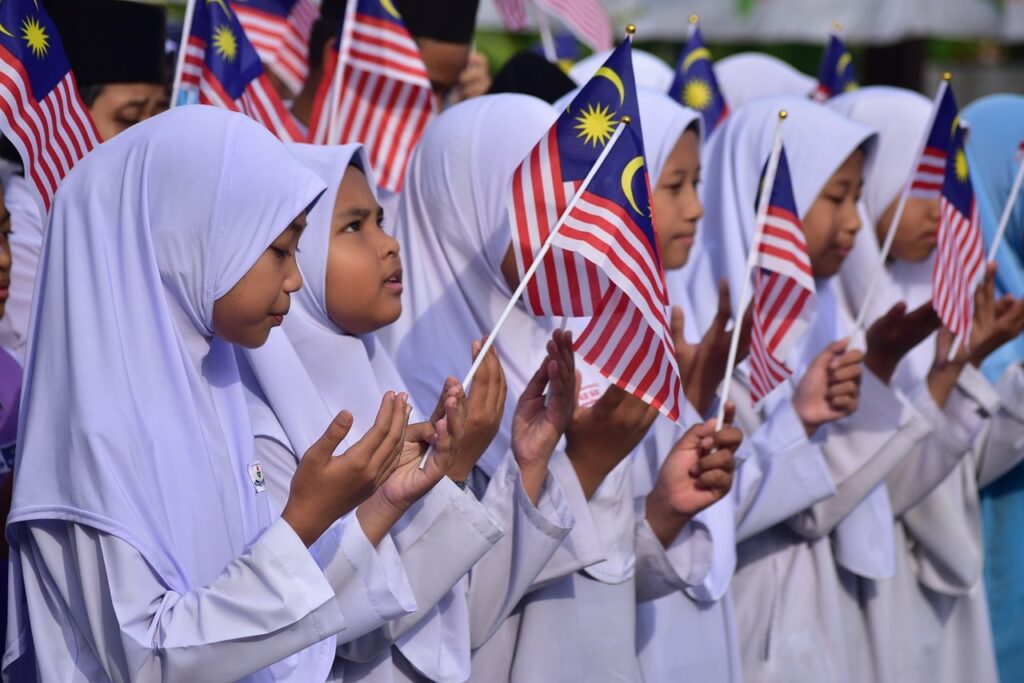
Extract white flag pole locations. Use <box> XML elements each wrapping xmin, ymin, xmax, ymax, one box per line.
<box><xmin>326</xmin><ymin>0</ymin><xmax>356</xmax><ymax>143</ymax></box>
<box><xmin>986</xmin><ymin>154</ymin><xmax>1024</xmax><ymax>264</ymax></box>
<box><xmin>533</xmin><ymin>1</ymin><xmax>557</xmax><ymax>63</ymax></box>
<box><xmin>715</xmin><ymin>110</ymin><xmax>787</xmax><ymax>431</ymax></box>
<box><xmin>854</xmin><ymin>75</ymin><xmax>951</xmax><ymax>331</ymax></box>
<box><xmin>170</xmin><ymin>0</ymin><xmax>197</xmax><ymax>107</ymax></box>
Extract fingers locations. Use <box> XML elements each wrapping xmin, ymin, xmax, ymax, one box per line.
<box><xmin>369</xmin><ymin>393</ymin><xmax>411</xmax><ymax>471</ymax></box>
<box><xmin>445</xmin><ymin>388</ymin><xmax>467</xmax><ymax>444</ymax></box>
<box><xmin>361</xmin><ymin>391</ymin><xmax>397</xmax><ymax>449</ymax></box>
<box><xmin>431</xmin><ymin>375</ymin><xmax>460</xmax><ymax>423</ymax></box>
<box><xmin>671</xmin><ymin>306</ymin><xmax>685</xmax><ymax>351</ymax></box>
<box><xmin>713</xmin><ymin>279</ymin><xmax>733</xmax><ymax>331</ymax></box>
<box><xmin>591</xmin><ymin>384</ymin><xmax>628</xmax><ymax>417</ymax></box>
<box><xmin>828</xmin><ymin>394</ymin><xmax>859</xmax><ymax>413</ymax></box>
<box><xmin>830</xmin><ymin>348</ymin><xmax>863</xmax><ymax>371</ymax></box>
<box><xmin>814</xmin><ymin>338</ymin><xmax>850</xmax><ymax>369</ymax></box>
<box><xmin>829</xmin><ymin>359</ymin><xmax>863</xmax><ymax>383</ymax></box>
<box><xmin>307</xmin><ymin>410</ymin><xmax>355</xmax><ymax>463</ymax></box>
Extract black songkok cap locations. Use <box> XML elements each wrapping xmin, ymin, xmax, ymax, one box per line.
<box><xmin>43</xmin><ymin>0</ymin><xmax>167</xmax><ymax>87</ymax></box>
<box><xmin>489</xmin><ymin>52</ymin><xmax>576</xmax><ymax>104</ymax></box>
<box><xmin>396</xmin><ymin>0</ymin><xmax>479</xmax><ymax>44</ymax></box>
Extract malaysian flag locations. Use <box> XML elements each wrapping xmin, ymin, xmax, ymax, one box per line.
<box><xmin>909</xmin><ymin>80</ymin><xmax>958</xmax><ymax>200</ymax></box>
<box><xmin>813</xmin><ymin>33</ymin><xmax>858</xmax><ymax>101</ymax></box>
<box><xmin>231</xmin><ymin>0</ymin><xmax>320</xmax><ymax>97</ymax></box>
<box><xmin>510</xmin><ymin>41</ymin><xmax>683</xmax><ymax>420</ymax></box>
<box><xmin>933</xmin><ymin>123</ymin><xmax>984</xmax><ymax>343</ymax></box>
<box><xmin>668</xmin><ymin>22</ymin><xmax>728</xmax><ymax>136</ymax></box>
<box><xmin>176</xmin><ymin>0</ymin><xmax>304</xmax><ymax>142</ymax></box>
<box><xmin>493</xmin><ymin>0</ymin><xmax>612</xmax><ymax>52</ymax></box>
<box><xmin>749</xmin><ymin>147</ymin><xmax>816</xmax><ymax>404</ymax></box>
<box><xmin>308</xmin><ymin>0</ymin><xmax>434</xmax><ymax>192</ymax></box>
<box><xmin>0</xmin><ymin>0</ymin><xmax>99</xmax><ymax>213</ymax></box>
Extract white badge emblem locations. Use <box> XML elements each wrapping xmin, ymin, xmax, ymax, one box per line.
<box><xmin>248</xmin><ymin>462</ymin><xmax>267</xmax><ymax>493</ymax></box>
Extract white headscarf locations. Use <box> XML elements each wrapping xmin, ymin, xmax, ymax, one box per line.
<box><xmin>9</xmin><ymin>106</ymin><xmax>325</xmax><ymax>601</ymax></box>
<box><xmin>829</xmin><ymin>87</ymin><xmax>936</xmax><ymax>382</ymax></box>
<box><xmin>569</xmin><ymin>48</ymin><xmax>675</xmax><ymax>93</ymax></box>
<box><xmin>241</xmin><ymin>143</ymin><xmax>470</xmax><ymax>682</ymax></box>
<box><xmin>685</xmin><ymin>96</ymin><xmax>895</xmax><ymax>577</ymax></box>
<box><xmin>379</xmin><ymin>94</ymin><xmax>558</xmax><ymax>477</ymax></box>
<box><xmin>714</xmin><ymin>52</ymin><xmax>816</xmax><ymax>109</ymax></box>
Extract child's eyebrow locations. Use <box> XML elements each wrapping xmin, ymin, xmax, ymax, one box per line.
<box><xmin>336</xmin><ymin>206</ymin><xmax>373</xmax><ymax>221</ymax></box>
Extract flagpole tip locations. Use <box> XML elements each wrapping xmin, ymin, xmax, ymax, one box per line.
<box><xmin>778</xmin><ymin>109</ymin><xmax>788</xmax><ymax>120</ymax></box>
<box><xmin>689</xmin><ymin>14</ymin><xmax>699</xmax><ymax>25</ymax></box>
<box><xmin>942</xmin><ymin>71</ymin><xmax>952</xmax><ymax>81</ymax></box>
<box><xmin>832</xmin><ymin>21</ymin><xmax>842</xmax><ymax>32</ymax></box>
<box><xmin>625</xmin><ymin>23</ymin><xmax>636</xmax><ymax>36</ymax></box>
<box><xmin>621</xmin><ymin>115</ymin><xmax>632</xmax><ymax>124</ymax></box>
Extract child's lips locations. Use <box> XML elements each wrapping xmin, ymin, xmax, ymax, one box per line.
<box><xmin>383</xmin><ymin>269</ymin><xmax>403</xmax><ymax>292</ymax></box>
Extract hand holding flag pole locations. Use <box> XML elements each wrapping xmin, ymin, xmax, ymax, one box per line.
<box><xmin>715</xmin><ymin>110</ymin><xmax>787</xmax><ymax>431</ymax></box>
<box><xmin>854</xmin><ymin>74</ymin><xmax>953</xmax><ymax>332</ymax></box>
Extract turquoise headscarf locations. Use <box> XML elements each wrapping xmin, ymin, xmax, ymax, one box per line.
<box><xmin>964</xmin><ymin>93</ymin><xmax>1024</xmax><ymax>683</ymax></box>
<box><xmin>963</xmin><ymin>94</ymin><xmax>1024</xmax><ymax>382</ymax></box>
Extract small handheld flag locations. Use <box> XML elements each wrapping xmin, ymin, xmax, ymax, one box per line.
<box><xmin>813</xmin><ymin>31</ymin><xmax>858</xmax><ymax>101</ymax></box>
<box><xmin>668</xmin><ymin>18</ymin><xmax>728</xmax><ymax>136</ymax></box>
<box><xmin>307</xmin><ymin>0</ymin><xmax>434</xmax><ymax>193</ymax></box>
<box><xmin>174</xmin><ymin>0</ymin><xmax>305</xmax><ymax>142</ymax></box>
<box><xmin>0</xmin><ymin>0</ymin><xmax>99</xmax><ymax>214</ymax></box>
<box><xmin>853</xmin><ymin>76</ymin><xmax>957</xmax><ymax>330</ymax></box>
<box><xmin>231</xmin><ymin>0</ymin><xmax>320</xmax><ymax>97</ymax></box>
<box><xmin>748</xmin><ymin>146</ymin><xmax>816</xmax><ymax>404</ymax></box>
<box><xmin>494</xmin><ymin>0</ymin><xmax>612</xmax><ymax>52</ymax></box>
<box><xmin>933</xmin><ymin>124</ymin><xmax>984</xmax><ymax>346</ymax></box>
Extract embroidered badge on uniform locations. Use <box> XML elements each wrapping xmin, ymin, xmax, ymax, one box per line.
<box><xmin>248</xmin><ymin>462</ymin><xmax>267</xmax><ymax>493</ymax></box>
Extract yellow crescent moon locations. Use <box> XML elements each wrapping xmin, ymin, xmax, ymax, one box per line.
<box><xmin>682</xmin><ymin>47</ymin><xmax>711</xmax><ymax>71</ymax></box>
<box><xmin>621</xmin><ymin>156</ymin><xmax>646</xmax><ymax>215</ymax></box>
<box><xmin>380</xmin><ymin>0</ymin><xmax>402</xmax><ymax>19</ymax></box>
<box><xmin>0</xmin><ymin>0</ymin><xmax>14</xmax><ymax>37</ymax></box>
<box><xmin>207</xmin><ymin>0</ymin><xmax>232</xmax><ymax>17</ymax></box>
<box><xmin>836</xmin><ymin>52</ymin><xmax>852</xmax><ymax>74</ymax></box>
<box><xmin>595</xmin><ymin>66</ymin><xmax>625</xmax><ymax>106</ymax></box>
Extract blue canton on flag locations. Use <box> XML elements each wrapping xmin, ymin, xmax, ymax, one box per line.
<box><xmin>668</xmin><ymin>24</ymin><xmax>728</xmax><ymax>135</ymax></box>
<box><xmin>814</xmin><ymin>34</ymin><xmax>858</xmax><ymax>101</ymax></box>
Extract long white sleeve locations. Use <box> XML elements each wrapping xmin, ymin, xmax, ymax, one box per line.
<box><xmin>10</xmin><ymin>516</ymin><xmax>414</xmax><ymax>682</ymax></box>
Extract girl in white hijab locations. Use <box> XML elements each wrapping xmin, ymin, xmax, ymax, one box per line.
<box><xmin>241</xmin><ymin>141</ymin><xmax>582</xmax><ymax>683</ymax></box>
<box><xmin>634</xmin><ymin>87</ymin><xmax>850</xmax><ymax>683</ymax></box>
<box><xmin>831</xmin><ymin>85</ymin><xmax>1024</xmax><ymax>683</ymax></box>
<box><xmin>5</xmin><ymin>107</ymin><xmax>421</xmax><ymax>681</ymax></box>
<box><xmin>689</xmin><ymin>95</ymin><xmax>940</xmax><ymax>682</ymax></box>
<box><xmin>382</xmin><ymin>92</ymin><xmax>740</xmax><ymax>682</ymax></box>
<box><xmin>713</xmin><ymin>52</ymin><xmax>816</xmax><ymax>109</ymax></box>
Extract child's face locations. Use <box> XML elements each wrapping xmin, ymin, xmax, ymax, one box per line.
<box><xmin>876</xmin><ymin>196</ymin><xmax>939</xmax><ymax>263</ymax></box>
<box><xmin>0</xmin><ymin>184</ymin><xmax>9</xmax><ymax>320</ymax></box>
<box><xmin>324</xmin><ymin>167</ymin><xmax>402</xmax><ymax>334</ymax></box>
<box><xmin>212</xmin><ymin>216</ymin><xmax>306</xmax><ymax>348</ymax></box>
<box><xmin>652</xmin><ymin>129</ymin><xmax>703</xmax><ymax>270</ymax></box>
<box><xmin>801</xmin><ymin>149</ymin><xmax>865</xmax><ymax>278</ymax></box>
<box><xmin>89</xmin><ymin>83</ymin><xmax>169</xmax><ymax>142</ymax></box>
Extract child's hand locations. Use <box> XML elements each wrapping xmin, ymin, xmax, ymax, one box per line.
<box><xmin>864</xmin><ymin>301</ymin><xmax>940</xmax><ymax>384</ymax></box>
<box><xmin>510</xmin><ymin>330</ymin><xmax>576</xmax><ymax>504</ymax></box>
<box><xmin>968</xmin><ymin>264</ymin><xmax>1024</xmax><ymax>366</ymax></box>
<box><xmin>672</xmin><ymin>279</ymin><xmax>752</xmax><ymax>416</ymax></box>
<box><xmin>283</xmin><ymin>392</ymin><xmax>410</xmax><ymax>547</ymax></box>
<box><xmin>566</xmin><ymin>385</ymin><xmax>659</xmax><ymax>500</ymax></box>
<box><xmin>646</xmin><ymin>402</ymin><xmax>741</xmax><ymax>547</ymax></box>
<box><xmin>793</xmin><ymin>339</ymin><xmax>863</xmax><ymax>437</ymax></box>
<box><xmin>448</xmin><ymin>340</ymin><xmax>507</xmax><ymax>481</ymax></box>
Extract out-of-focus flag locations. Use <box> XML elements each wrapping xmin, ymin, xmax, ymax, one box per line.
<box><xmin>668</xmin><ymin>19</ymin><xmax>728</xmax><ymax>135</ymax></box>
<box><xmin>176</xmin><ymin>0</ymin><xmax>305</xmax><ymax>141</ymax></box>
<box><xmin>307</xmin><ymin>0</ymin><xmax>433</xmax><ymax>192</ymax></box>
<box><xmin>231</xmin><ymin>0</ymin><xmax>320</xmax><ymax>97</ymax></box>
<box><xmin>0</xmin><ymin>0</ymin><xmax>99</xmax><ymax>213</ymax></box>
<box><xmin>813</xmin><ymin>32</ymin><xmax>858</xmax><ymax>101</ymax></box>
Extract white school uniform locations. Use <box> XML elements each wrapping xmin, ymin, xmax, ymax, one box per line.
<box><xmin>4</xmin><ymin>107</ymin><xmax>420</xmax><ymax>681</ymax></box>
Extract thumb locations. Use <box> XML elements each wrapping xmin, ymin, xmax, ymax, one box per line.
<box><xmin>714</xmin><ymin>278</ymin><xmax>733</xmax><ymax>329</ymax></box>
<box><xmin>813</xmin><ymin>339</ymin><xmax>849</xmax><ymax>369</ymax></box>
<box><xmin>307</xmin><ymin>411</ymin><xmax>354</xmax><ymax>463</ymax></box>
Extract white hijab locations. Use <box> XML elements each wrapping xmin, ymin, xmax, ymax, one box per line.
<box><xmin>829</xmin><ymin>86</ymin><xmax>937</xmax><ymax>383</ymax></box>
<box><xmin>242</xmin><ymin>143</ymin><xmax>471</xmax><ymax>682</ymax></box>
<box><xmin>8</xmin><ymin>107</ymin><xmax>326</xmax><ymax>668</ymax></box>
<box><xmin>714</xmin><ymin>52</ymin><xmax>816</xmax><ymax>109</ymax></box>
<box><xmin>569</xmin><ymin>48</ymin><xmax>675</xmax><ymax>93</ymax></box>
<box><xmin>686</xmin><ymin>96</ymin><xmax>895</xmax><ymax>578</ymax></box>
<box><xmin>379</xmin><ymin>94</ymin><xmax>559</xmax><ymax>477</ymax></box>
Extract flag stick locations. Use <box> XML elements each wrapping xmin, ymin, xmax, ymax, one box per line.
<box><xmin>461</xmin><ymin>121</ymin><xmax>629</xmax><ymax>389</ymax></box>
<box><xmin>533</xmin><ymin>1</ymin><xmax>557</xmax><ymax>63</ymax></box>
<box><xmin>170</xmin><ymin>0</ymin><xmax>198</xmax><ymax>107</ymax></box>
<box><xmin>326</xmin><ymin>0</ymin><xmax>357</xmax><ymax>142</ymax></box>
<box><xmin>854</xmin><ymin>76</ymin><xmax>951</xmax><ymax>331</ymax></box>
<box><xmin>715</xmin><ymin>111</ymin><xmax>787</xmax><ymax>431</ymax></box>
